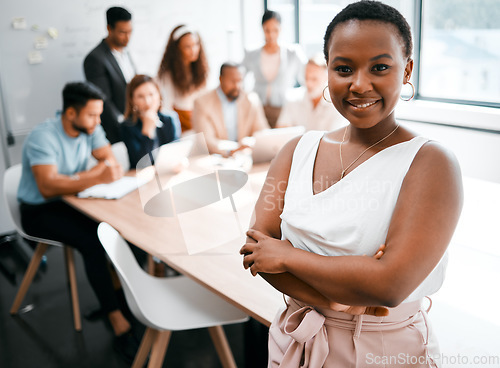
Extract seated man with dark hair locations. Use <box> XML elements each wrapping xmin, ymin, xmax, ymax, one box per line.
<box><xmin>192</xmin><ymin>62</ymin><xmax>269</xmax><ymax>156</ymax></box>
<box><xmin>17</xmin><ymin>81</ymin><xmax>138</xmax><ymax>361</ymax></box>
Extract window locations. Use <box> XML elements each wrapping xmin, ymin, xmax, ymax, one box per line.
<box><xmin>299</xmin><ymin>0</ymin><xmax>343</xmax><ymax>57</ymax></box>
<box><xmin>266</xmin><ymin>0</ymin><xmax>413</xmax><ymax>57</ymax></box>
<box><xmin>419</xmin><ymin>0</ymin><xmax>500</xmax><ymax>105</ymax></box>
<box><xmin>264</xmin><ymin>0</ymin><xmax>500</xmax><ymax>110</ymax></box>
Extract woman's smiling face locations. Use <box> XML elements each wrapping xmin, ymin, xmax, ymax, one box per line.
<box><xmin>327</xmin><ymin>20</ymin><xmax>413</xmax><ymax>129</ymax></box>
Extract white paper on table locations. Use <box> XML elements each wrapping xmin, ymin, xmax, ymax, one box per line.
<box><xmin>77</xmin><ymin>176</ymin><xmax>150</xmax><ymax>199</ymax></box>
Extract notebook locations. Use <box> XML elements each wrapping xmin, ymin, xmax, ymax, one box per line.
<box><xmin>77</xmin><ymin>176</ymin><xmax>149</xmax><ymax>199</ymax></box>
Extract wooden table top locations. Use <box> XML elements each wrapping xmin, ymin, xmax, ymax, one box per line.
<box><xmin>64</xmin><ymin>160</ymin><xmax>284</xmax><ymax>326</ymax></box>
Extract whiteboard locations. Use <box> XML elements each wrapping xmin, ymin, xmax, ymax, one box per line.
<box><xmin>0</xmin><ymin>0</ymin><xmax>243</xmax><ymax>137</ymax></box>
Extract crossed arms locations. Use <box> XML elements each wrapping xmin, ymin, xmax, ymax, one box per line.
<box><xmin>240</xmin><ymin>136</ymin><xmax>463</xmax><ymax>311</ymax></box>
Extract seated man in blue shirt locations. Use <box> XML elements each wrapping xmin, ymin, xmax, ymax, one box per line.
<box><xmin>17</xmin><ymin>81</ymin><xmax>137</xmax><ymax>361</ymax></box>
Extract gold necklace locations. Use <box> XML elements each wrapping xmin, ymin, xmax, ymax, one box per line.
<box><xmin>339</xmin><ymin>124</ymin><xmax>399</xmax><ymax>180</ymax></box>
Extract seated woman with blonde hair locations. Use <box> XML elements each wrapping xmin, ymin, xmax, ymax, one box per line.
<box><xmin>121</xmin><ymin>74</ymin><xmax>181</xmax><ymax>168</ymax></box>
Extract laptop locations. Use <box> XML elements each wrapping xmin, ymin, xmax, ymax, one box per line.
<box><xmin>135</xmin><ymin>138</ymin><xmax>194</xmax><ymax>174</ymax></box>
<box><xmin>250</xmin><ymin>126</ymin><xmax>305</xmax><ymax>163</ymax></box>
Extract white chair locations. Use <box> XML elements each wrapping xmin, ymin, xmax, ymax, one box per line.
<box><xmin>3</xmin><ymin>164</ymin><xmax>82</xmax><ymax>331</ymax></box>
<box><xmin>97</xmin><ymin>222</ymin><xmax>248</xmax><ymax>368</ymax></box>
<box><xmin>110</xmin><ymin>141</ymin><xmax>130</xmax><ymax>172</ymax></box>
<box><xmin>86</xmin><ymin>141</ymin><xmax>130</xmax><ymax>172</ymax></box>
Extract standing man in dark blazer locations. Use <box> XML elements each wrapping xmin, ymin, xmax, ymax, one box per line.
<box><xmin>84</xmin><ymin>7</ymin><xmax>136</xmax><ymax>143</ymax></box>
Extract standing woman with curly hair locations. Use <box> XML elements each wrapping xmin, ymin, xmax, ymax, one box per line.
<box><xmin>157</xmin><ymin>25</ymin><xmax>209</xmax><ymax>132</ymax></box>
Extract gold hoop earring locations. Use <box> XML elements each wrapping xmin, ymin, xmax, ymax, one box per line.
<box><xmin>400</xmin><ymin>81</ymin><xmax>415</xmax><ymax>101</ymax></box>
<box><xmin>322</xmin><ymin>86</ymin><xmax>332</xmax><ymax>103</ymax></box>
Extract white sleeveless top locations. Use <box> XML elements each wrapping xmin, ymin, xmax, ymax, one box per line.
<box><xmin>280</xmin><ymin>130</ymin><xmax>448</xmax><ymax>302</ymax></box>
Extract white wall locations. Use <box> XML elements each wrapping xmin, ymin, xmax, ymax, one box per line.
<box><xmin>400</xmin><ymin>120</ymin><xmax>500</xmax><ymax>183</ymax></box>
<box><xmin>240</xmin><ymin>0</ymin><xmax>265</xmax><ymax>52</ymax></box>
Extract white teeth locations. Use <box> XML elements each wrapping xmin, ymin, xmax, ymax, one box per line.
<box><xmin>354</xmin><ymin>101</ymin><xmax>377</xmax><ymax>108</ymax></box>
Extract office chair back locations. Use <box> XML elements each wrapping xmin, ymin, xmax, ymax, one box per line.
<box><xmin>3</xmin><ymin>164</ymin><xmax>23</xmax><ymax>232</ymax></box>
<box><xmin>98</xmin><ymin>222</ymin><xmax>152</xmax><ymax>327</ymax></box>
<box><xmin>4</xmin><ymin>164</ymin><xmax>82</xmax><ymax>331</ymax></box>
<box><xmin>3</xmin><ymin>164</ymin><xmax>61</xmax><ymax>246</ymax></box>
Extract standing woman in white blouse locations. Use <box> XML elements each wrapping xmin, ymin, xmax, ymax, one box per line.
<box><xmin>157</xmin><ymin>25</ymin><xmax>209</xmax><ymax>133</ymax></box>
<box><xmin>240</xmin><ymin>1</ymin><xmax>463</xmax><ymax>367</ymax></box>
<box><xmin>242</xmin><ymin>10</ymin><xmax>307</xmax><ymax>128</ymax></box>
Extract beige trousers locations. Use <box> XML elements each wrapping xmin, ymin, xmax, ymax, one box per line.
<box><xmin>268</xmin><ymin>297</ymin><xmax>440</xmax><ymax>368</ymax></box>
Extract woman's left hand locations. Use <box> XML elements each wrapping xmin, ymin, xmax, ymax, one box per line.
<box><xmin>239</xmin><ymin>229</ymin><xmax>294</xmax><ymax>276</ymax></box>
<box><xmin>140</xmin><ymin>110</ymin><xmax>159</xmax><ymax>138</ymax></box>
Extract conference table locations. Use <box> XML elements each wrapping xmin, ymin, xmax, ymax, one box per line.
<box><xmin>64</xmin><ymin>157</ymin><xmax>284</xmax><ymax>327</ymax></box>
